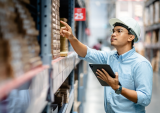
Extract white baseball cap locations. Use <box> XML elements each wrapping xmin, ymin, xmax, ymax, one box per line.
<box><xmin>109</xmin><ymin>17</ymin><xmax>141</xmax><ymax>42</ymax></box>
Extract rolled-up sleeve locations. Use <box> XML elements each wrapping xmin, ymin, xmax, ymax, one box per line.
<box><xmin>134</xmin><ymin>61</ymin><xmax>153</xmax><ymax>106</ymax></box>
<box><xmin>78</xmin><ymin>45</ymin><xmax>109</xmax><ymax>64</ymax></box>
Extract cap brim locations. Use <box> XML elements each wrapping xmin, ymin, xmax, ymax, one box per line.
<box><xmin>109</xmin><ymin>18</ymin><xmax>126</xmax><ymax>28</ymax></box>
<box><xmin>109</xmin><ymin>18</ymin><xmax>138</xmax><ymax>42</ymax></box>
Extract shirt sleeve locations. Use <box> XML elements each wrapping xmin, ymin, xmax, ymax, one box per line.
<box><xmin>134</xmin><ymin>61</ymin><xmax>153</xmax><ymax>106</ymax></box>
<box><xmin>78</xmin><ymin>45</ymin><xmax>109</xmax><ymax>64</ymax></box>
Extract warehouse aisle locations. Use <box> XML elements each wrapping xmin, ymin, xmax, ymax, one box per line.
<box><xmin>83</xmin><ymin>68</ymin><xmax>106</xmax><ymax>113</ymax></box>
<box><xmin>83</xmin><ymin>68</ymin><xmax>160</xmax><ymax>113</ymax></box>
<box><xmin>146</xmin><ymin>72</ymin><xmax>160</xmax><ymax>113</ymax></box>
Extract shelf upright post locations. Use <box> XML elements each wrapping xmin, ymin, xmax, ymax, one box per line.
<box><xmin>69</xmin><ymin>70</ymin><xmax>75</xmax><ymax>90</ymax></box>
<box><xmin>69</xmin><ymin>70</ymin><xmax>74</xmax><ymax>113</ymax></box>
<box><xmin>40</xmin><ymin>0</ymin><xmax>54</xmax><ymax>102</ymax></box>
<box><xmin>77</xmin><ymin>61</ymin><xmax>83</xmax><ymax>101</ymax></box>
<box><xmin>37</xmin><ymin>0</ymin><xmax>41</xmax><ymax>43</ymax></box>
<box><xmin>40</xmin><ymin>0</ymin><xmax>52</xmax><ymax>65</ymax></box>
<box><xmin>68</xmin><ymin>0</ymin><xmax>75</xmax><ymax>51</ymax></box>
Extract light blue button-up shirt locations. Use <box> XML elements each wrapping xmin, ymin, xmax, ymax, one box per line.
<box><xmin>79</xmin><ymin>46</ymin><xmax>153</xmax><ymax>113</ymax></box>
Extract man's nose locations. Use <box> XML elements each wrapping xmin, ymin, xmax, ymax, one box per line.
<box><xmin>111</xmin><ymin>32</ymin><xmax>116</xmax><ymax>37</ymax></box>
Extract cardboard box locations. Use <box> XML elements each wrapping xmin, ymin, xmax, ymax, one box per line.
<box><xmin>149</xmin><ymin>4</ymin><xmax>154</xmax><ymax>25</ymax></box>
<box><xmin>144</xmin><ymin>8</ymin><xmax>149</xmax><ymax>26</ymax></box>
<box><xmin>151</xmin><ymin>31</ymin><xmax>158</xmax><ymax>44</ymax></box>
<box><xmin>154</xmin><ymin>1</ymin><xmax>160</xmax><ymax>23</ymax></box>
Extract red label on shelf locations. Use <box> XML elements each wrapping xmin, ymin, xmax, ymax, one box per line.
<box><xmin>74</xmin><ymin>8</ymin><xmax>86</xmax><ymax>21</ymax></box>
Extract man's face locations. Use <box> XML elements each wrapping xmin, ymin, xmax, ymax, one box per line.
<box><xmin>110</xmin><ymin>26</ymin><xmax>130</xmax><ymax>47</ymax></box>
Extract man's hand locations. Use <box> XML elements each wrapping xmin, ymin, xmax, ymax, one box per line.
<box><xmin>60</xmin><ymin>21</ymin><xmax>74</xmax><ymax>40</ymax></box>
<box><xmin>96</xmin><ymin>69</ymin><xmax>119</xmax><ymax>90</ymax></box>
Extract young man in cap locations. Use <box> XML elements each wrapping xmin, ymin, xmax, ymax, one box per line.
<box><xmin>60</xmin><ymin>17</ymin><xmax>153</xmax><ymax>113</ymax></box>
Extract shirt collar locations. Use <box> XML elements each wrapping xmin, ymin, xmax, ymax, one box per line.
<box><xmin>113</xmin><ymin>47</ymin><xmax>135</xmax><ymax>61</ymax></box>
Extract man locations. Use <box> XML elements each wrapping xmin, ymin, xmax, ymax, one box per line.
<box><xmin>60</xmin><ymin>17</ymin><xmax>153</xmax><ymax>113</ymax></box>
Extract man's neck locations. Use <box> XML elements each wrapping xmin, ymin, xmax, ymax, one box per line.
<box><xmin>115</xmin><ymin>45</ymin><xmax>132</xmax><ymax>55</ymax></box>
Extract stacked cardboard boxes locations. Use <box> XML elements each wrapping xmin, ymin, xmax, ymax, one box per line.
<box><xmin>51</xmin><ymin>0</ymin><xmax>61</xmax><ymax>59</ymax></box>
<box><xmin>53</xmin><ymin>81</ymin><xmax>71</xmax><ymax>110</ymax></box>
<box><xmin>0</xmin><ymin>0</ymin><xmax>42</xmax><ymax>82</ymax></box>
<box><xmin>144</xmin><ymin>1</ymin><xmax>160</xmax><ymax>26</ymax></box>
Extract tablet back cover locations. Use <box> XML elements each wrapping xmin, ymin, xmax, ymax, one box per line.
<box><xmin>89</xmin><ymin>64</ymin><xmax>116</xmax><ymax>86</ymax></box>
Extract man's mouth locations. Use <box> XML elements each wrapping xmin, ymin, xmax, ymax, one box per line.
<box><xmin>111</xmin><ymin>38</ymin><xmax>117</xmax><ymax>42</ymax></box>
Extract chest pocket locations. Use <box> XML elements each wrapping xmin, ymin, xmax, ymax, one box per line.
<box><xmin>119</xmin><ymin>74</ymin><xmax>134</xmax><ymax>90</ymax></box>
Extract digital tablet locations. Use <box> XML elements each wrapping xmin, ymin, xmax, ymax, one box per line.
<box><xmin>89</xmin><ymin>64</ymin><xmax>121</xmax><ymax>86</ymax></box>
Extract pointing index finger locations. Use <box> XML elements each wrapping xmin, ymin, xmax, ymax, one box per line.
<box><xmin>60</xmin><ymin>21</ymin><xmax>70</xmax><ymax>29</ymax></box>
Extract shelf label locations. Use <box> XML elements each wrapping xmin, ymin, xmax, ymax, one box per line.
<box><xmin>74</xmin><ymin>8</ymin><xmax>86</xmax><ymax>21</ymax></box>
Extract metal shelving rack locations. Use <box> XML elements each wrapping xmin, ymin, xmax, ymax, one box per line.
<box><xmin>145</xmin><ymin>0</ymin><xmax>158</xmax><ymax>7</ymax></box>
<box><xmin>0</xmin><ymin>0</ymin><xmax>88</xmax><ymax>113</ymax></box>
<box><xmin>144</xmin><ymin>0</ymin><xmax>160</xmax><ymax>72</ymax></box>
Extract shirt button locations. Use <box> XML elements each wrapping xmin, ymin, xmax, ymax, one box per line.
<box><xmin>110</xmin><ymin>93</ymin><xmax>111</xmax><ymax>95</ymax></box>
<box><xmin>107</xmin><ymin>103</ymin><xmax>109</xmax><ymax>105</ymax></box>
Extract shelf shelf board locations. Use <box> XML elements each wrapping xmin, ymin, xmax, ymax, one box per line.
<box><xmin>145</xmin><ymin>23</ymin><xmax>160</xmax><ymax>32</ymax></box>
<box><xmin>0</xmin><ymin>65</ymin><xmax>49</xmax><ymax>100</ymax></box>
<box><xmin>144</xmin><ymin>43</ymin><xmax>160</xmax><ymax>49</ymax></box>
<box><xmin>145</xmin><ymin>0</ymin><xmax>157</xmax><ymax>7</ymax></box>
<box><xmin>58</xmin><ymin>89</ymin><xmax>74</xmax><ymax>113</ymax></box>
<box><xmin>51</xmin><ymin>52</ymin><xmax>81</xmax><ymax>94</ymax></box>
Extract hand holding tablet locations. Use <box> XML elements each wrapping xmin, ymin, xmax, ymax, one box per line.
<box><xmin>89</xmin><ymin>64</ymin><xmax>121</xmax><ymax>88</ymax></box>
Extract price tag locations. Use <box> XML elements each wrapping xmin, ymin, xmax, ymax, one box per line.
<box><xmin>74</xmin><ymin>8</ymin><xmax>86</xmax><ymax>21</ymax></box>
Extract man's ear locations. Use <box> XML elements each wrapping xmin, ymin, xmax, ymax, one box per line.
<box><xmin>128</xmin><ymin>35</ymin><xmax>135</xmax><ymax>42</ymax></box>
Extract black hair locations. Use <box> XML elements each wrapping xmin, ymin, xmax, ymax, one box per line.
<box><xmin>113</xmin><ymin>22</ymin><xmax>134</xmax><ymax>47</ymax></box>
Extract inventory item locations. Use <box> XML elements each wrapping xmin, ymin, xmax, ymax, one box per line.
<box><xmin>51</xmin><ymin>0</ymin><xmax>60</xmax><ymax>59</ymax></box>
<box><xmin>60</xmin><ymin>18</ymin><xmax>68</xmax><ymax>57</ymax></box>
<box><xmin>0</xmin><ymin>0</ymin><xmax>42</xmax><ymax>82</ymax></box>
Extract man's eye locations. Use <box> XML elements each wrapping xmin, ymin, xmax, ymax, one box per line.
<box><xmin>118</xmin><ymin>30</ymin><xmax>122</xmax><ymax>33</ymax></box>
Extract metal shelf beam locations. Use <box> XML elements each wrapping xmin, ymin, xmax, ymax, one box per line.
<box><xmin>0</xmin><ymin>65</ymin><xmax>49</xmax><ymax>100</ymax></box>
<box><xmin>145</xmin><ymin>0</ymin><xmax>158</xmax><ymax>7</ymax></box>
<box><xmin>52</xmin><ymin>52</ymin><xmax>80</xmax><ymax>94</ymax></box>
<box><xmin>145</xmin><ymin>23</ymin><xmax>160</xmax><ymax>32</ymax></box>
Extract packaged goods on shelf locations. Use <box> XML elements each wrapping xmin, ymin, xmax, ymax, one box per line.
<box><xmin>151</xmin><ymin>57</ymin><xmax>159</xmax><ymax>72</ymax></box>
<box><xmin>154</xmin><ymin>1</ymin><xmax>160</xmax><ymax>23</ymax></box>
<box><xmin>0</xmin><ymin>0</ymin><xmax>42</xmax><ymax>82</ymax></box>
<box><xmin>145</xmin><ymin>32</ymin><xmax>151</xmax><ymax>44</ymax></box>
<box><xmin>74</xmin><ymin>80</ymin><xmax>81</xmax><ymax>112</ymax></box>
<box><xmin>151</xmin><ymin>30</ymin><xmax>159</xmax><ymax>44</ymax></box>
<box><xmin>60</xmin><ymin>18</ymin><xmax>68</xmax><ymax>57</ymax></box>
<box><xmin>54</xmin><ymin>79</ymin><xmax>71</xmax><ymax>110</ymax></box>
<box><xmin>59</xmin><ymin>88</ymin><xmax>69</xmax><ymax>103</ymax></box>
<box><xmin>51</xmin><ymin>0</ymin><xmax>60</xmax><ymax>60</ymax></box>
<box><xmin>144</xmin><ymin>7</ymin><xmax>149</xmax><ymax>26</ymax></box>
<box><xmin>149</xmin><ymin>4</ymin><xmax>154</xmax><ymax>25</ymax></box>
<box><xmin>54</xmin><ymin>90</ymin><xmax>64</xmax><ymax>109</ymax></box>
<box><xmin>21</xmin><ymin>0</ymin><xmax>30</xmax><ymax>4</ymax></box>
